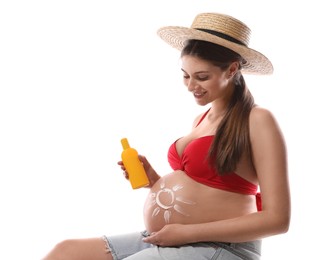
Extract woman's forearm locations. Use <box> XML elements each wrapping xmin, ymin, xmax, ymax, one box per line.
<box><xmin>188</xmin><ymin>210</ymin><xmax>290</xmax><ymax>243</ymax></box>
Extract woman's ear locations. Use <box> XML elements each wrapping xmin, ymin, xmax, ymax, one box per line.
<box><xmin>227</xmin><ymin>61</ymin><xmax>240</xmax><ymax>79</ymax></box>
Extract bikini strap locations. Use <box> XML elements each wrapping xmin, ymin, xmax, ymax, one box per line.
<box><xmin>195</xmin><ymin>108</ymin><xmax>210</xmax><ymax>127</ymax></box>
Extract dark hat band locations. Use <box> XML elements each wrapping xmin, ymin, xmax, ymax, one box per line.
<box><xmin>196</xmin><ymin>28</ymin><xmax>246</xmax><ymax>46</ymax></box>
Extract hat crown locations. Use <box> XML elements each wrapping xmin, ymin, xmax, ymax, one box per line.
<box><xmin>191</xmin><ymin>13</ymin><xmax>251</xmax><ymax>46</ymax></box>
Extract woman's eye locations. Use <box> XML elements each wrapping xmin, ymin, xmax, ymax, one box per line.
<box><xmin>198</xmin><ymin>76</ymin><xmax>209</xmax><ymax>81</ymax></box>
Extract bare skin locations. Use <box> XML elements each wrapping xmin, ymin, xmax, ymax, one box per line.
<box><xmin>42</xmin><ymin>238</ymin><xmax>112</xmax><ymax>260</ymax></box>
<box><xmin>143</xmin><ymin>57</ymin><xmax>290</xmax><ymax>246</ymax></box>
<box><xmin>42</xmin><ymin>55</ymin><xmax>290</xmax><ymax>259</ymax></box>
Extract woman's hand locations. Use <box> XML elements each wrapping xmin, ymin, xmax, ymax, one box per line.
<box><xmin>117</xmin><ymin>154</ymin><xmax>160</xmax><ymax>188</ymax></box>
<box><xmin>142</xmin><ymin>224</ymin><xmax>193</xmax><ymax>247</ymax></box>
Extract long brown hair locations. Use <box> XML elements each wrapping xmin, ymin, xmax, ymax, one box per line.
<box><xmin>181</xmin><ymin>40</ymin><xmax>255</xmax><ymax>174</ymax></box>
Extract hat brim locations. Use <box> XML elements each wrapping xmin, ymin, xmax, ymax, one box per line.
<box><xmin>157</xmin><ymin>26</ymin><xmax>273</xmax><ymax>75</ymax></box>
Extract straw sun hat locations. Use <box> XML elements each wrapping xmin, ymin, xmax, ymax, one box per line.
<box><xmin>157</xmin><ymin>13</ymin><xmax>273</xmax><ymax>75</ymax></box>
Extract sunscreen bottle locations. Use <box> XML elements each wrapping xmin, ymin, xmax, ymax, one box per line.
<box><xmin>120</xmin><ymin>138</ymin><xmax>149</xmax><ymax>189</ymax></box>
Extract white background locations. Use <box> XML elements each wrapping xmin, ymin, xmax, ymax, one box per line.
<box><xmin>0</xmin><ymin>0</ymin><xmax>311</xmax><ymax>259</ymax></box>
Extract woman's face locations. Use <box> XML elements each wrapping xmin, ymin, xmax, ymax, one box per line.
<box><xmin>181</xmin><ymin>55</ymin><xmax>233</xmax><ymax>106</ymax></box>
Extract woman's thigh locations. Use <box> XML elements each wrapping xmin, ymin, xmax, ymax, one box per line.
<box><xmin>103</xmin><ymin>231</ymin><xmax>154</xmax><ymax>260</ymax></box>
<box><xmin>124</xmin><ymin>243</ymin><xmax>217</xmax><ymax>260</ymax></box>
<box><xmin>104</xmin><ymin>230</ymin><xmax>261</xmax><ymax>260</ymax></box>
<box><xmin>123</xmin><ymin>241</ymin><xmax>261</xmax><ymax>260</ymax></box>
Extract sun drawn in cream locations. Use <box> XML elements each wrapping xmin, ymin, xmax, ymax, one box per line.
<box><xmin>148</xmin><ymin>180</ymin><xmax>196</xmax><ymax>223</ymax></box>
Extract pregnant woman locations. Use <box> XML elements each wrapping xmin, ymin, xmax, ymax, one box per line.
<box><xmin>43</xmin><ymin>12</ymin><xmax>290</xmax><ymax>260</ymax></box>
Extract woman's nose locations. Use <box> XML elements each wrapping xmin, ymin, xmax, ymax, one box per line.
<box><xmin>187</xmin><ymin>78</ymin><xmax>197</xmax><ymax>91</ymax></box>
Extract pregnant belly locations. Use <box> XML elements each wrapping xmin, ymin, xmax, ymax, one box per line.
<box><xmin>143</xmin><ymin>171</ymin><xmax>257</xmax><ymax>233</ymax></box>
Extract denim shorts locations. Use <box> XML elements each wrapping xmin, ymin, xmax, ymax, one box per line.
<box><xmin>103</xmin><ymin>231</ymin><xmax>261</xmax><ymax>260</ymax></box>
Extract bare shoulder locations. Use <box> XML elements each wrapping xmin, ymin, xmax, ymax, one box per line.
<box><xmin>250</xmin><ymin>106</ymin><xmax>276</xmax><ymax>124</ymax></box>
<box><xmin>250</xmin><ymin>106</ymin><xmax>282</xmax><ymax>133</ymax></box>
<box><xmin>249</xmin><ymin>106</ymin><xmax>285</xmax><ymax>146</ymax></box>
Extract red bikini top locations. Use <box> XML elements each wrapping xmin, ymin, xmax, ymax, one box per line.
<box><xmin>167</xmin><ymin>110</ymin><xmax>262</xmax><ymax>210</ymax></box>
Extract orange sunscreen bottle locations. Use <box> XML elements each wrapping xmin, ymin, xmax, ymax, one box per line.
<box><xmin>120</xmin><ymin>138</ymin><xmax>149</xmax><ymax>189</ymax></box>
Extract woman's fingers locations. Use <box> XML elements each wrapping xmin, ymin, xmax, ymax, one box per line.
<box><xmin>123</xmin><ymin>170</ymin><xmax>129</xmax><ymax>179</ymax></box>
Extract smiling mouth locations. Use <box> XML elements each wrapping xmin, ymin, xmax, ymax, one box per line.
<box><xmin>193</xmin><ymin>91</ymin><xmax>206</xmax><ymax>98</ymax></box>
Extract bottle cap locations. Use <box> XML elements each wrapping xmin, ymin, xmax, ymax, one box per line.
<box><xmin>121</xmin><ymin>138</ymin><xmax>130</xmax><ymax>150</ymax></box>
